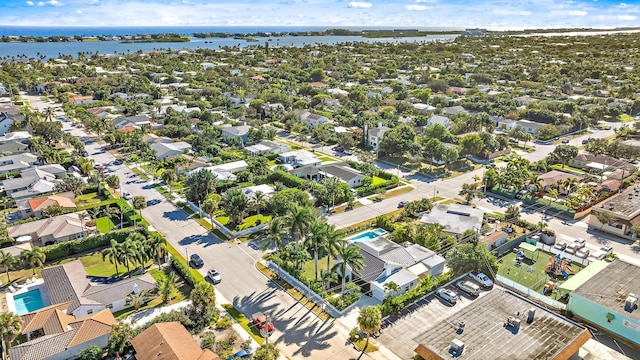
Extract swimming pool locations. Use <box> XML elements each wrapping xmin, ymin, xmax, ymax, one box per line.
<box><xmin>348</xmin><ymin>228</ymin><xmax>388</xmax><ymax>242</ymax></box>
<box><xmin>12</xmin><ymin>289</ymin><xmax>46</xmax><ymax>315</ymax></box>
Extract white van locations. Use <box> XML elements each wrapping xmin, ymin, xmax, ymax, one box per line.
<box><xmin>456</xmin><ymin>280</ymin><xmax>481</xmax><ymax>297</ymax></box>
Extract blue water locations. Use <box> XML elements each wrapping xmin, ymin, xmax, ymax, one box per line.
<box><xmin>13</xmin><ymin>289</ymin><xmax>45</xmax><ymax>315</ymax></box>
<box><xmin>348</xmin><ymin>228</ymin><xmax>388</xmax><ymax>242</ymax></box>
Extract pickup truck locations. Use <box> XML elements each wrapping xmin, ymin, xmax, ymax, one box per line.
<box><xmin>469</xmin><ymin>272</ymin><xmax>494</xmax><ymax>288</ymax></box>
<box><xmin>251</xmin><ymin>313</ymin><xmax>275</xmax><ymax>336</ymax></box>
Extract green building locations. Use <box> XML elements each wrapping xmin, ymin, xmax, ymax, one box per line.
<box><xmin>567</xmin><ymin>260</ymin><xmax>640</xmax><ymax>346</ymax></box>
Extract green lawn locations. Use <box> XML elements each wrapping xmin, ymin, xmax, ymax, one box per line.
<box><xmin>79</xmin><ymin>251</ymin><xmax>119</xmax><ymax>277</ymax></box>
<box><xmin>618</xmin><ymin>114</ymin><xmax>634</xmax><ymax>123</ymax></box>
<box><xmin>318</xmin><ymin>156</ymin><xmax>336</xmax><ymax>162</ymax></box>
<box><xmin>300</xmin><ymin>256</ymin><xmax>333</xmax><ymax>280</ymax></box>
<box><xmin>75</xmin><ymin>192</ymin><xmax>104</xmax><ymax>207</ymax></box>
<box><xmin>96</xmin><ymin>216</ymin><xmax>115</xmax><ymax>233</ymax></box>
<box><xmin>371</xmin><ymin>176</ymin><xmax>387</xmax><ymax>186</ymax></box>
<box><xmin>216</xmin><ymin>214</ymin><xmax>272</xmax><ymax>231</ymax></box>
<box><xmin>497</xmin><ymin>250</ymin><xmax>585</xmax><ymax>292</ymax></box>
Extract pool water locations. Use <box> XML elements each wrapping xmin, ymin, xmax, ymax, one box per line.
<box><xmin>13</xmin><ymin>289</ymin><xmax>46</xmax><ymax>315</ymax></box>
<box><xmin>348</xmin><ymin>228</ymin><xmax>388</xmax><ymax>242</ymax></box>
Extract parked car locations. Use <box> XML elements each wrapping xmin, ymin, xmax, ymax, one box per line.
<box><xmin>502</xmin><ymin>226</ymin><xmax>515</xmax><ymax>234</ymax></box>
<box><xmin>565</xmin><ymin>243</ymin><xmax>580</xmax><ymax>254</ymax></box>
<box><xmin>343</xmin><ymin>149</ymin><xmax>353</xmax><ymax>155</ymax></box>
<box><xmin>561</xmin><ymin>139</ymin><xmax>570</xmax><ymax>144</ymax></box>
<box><xmin>334</xmin><ymin>146</ymin><xmax>344</xmax><ymax>153</ymax></box>
<box><xmin>573</xmin><ymin>238</ymin><xmax>586</xmax><ymax>247</ymax></box>
<box><xmin>251</xmin><ymin>313</ymin><xmax>275</xmax><ymax>336</ymax></box>
<box><xmin>207</xmin><ymin>268</ymin><xmax>222</xmax><ymax>284</ymax></box>
<box><xmin>576</xmin><ymin>248</ymin><xmax>590</xmax><ymax>259</ymax></box>
<box><xmin>189</xmin><ymin>253</ymin><xmax>204</xmax><ymax>268</ymax></box>
<box><xmin>600</xmin><ymin>245</ymin><xmax>614</xmax><ymax>255</ymax></box>
<box><xmin>456</xmin><ymin>280</ymin><xmax>481</xmax><ymax>297</ymax></box>
<box><xmin>515</xmin><ymin>190</ymin><xmax>527</xmax><ymax>199</ymax></box>
<box><xmin>397</xmin><ymin>201</ymin><xmax>408</xmax><ymax>208</ymax></box>
<box><xmin>553</xmin><ymin>242</ymin><xmax>567</xmax><ymax>251</ymax></box>
<box><xmin>436</xmin><ymin>288</ymin><xmax>458</xmax><ymax>304</ymax></box>
<box><xmin>308</xmin><ymin>138</ymin><xmax>319</xmax><ymax>144</ymax></box>
<box><xmin>469</xmin><ymin>272</ymin><xmax>493</xmax><ymax>288</ymax></box>
<box><xmin>114</xmin><ymin>158</ymin><xmax>124</xmax><ymax>165</ymax></box>
<box><xmin>227</xmin><ymin>349</ymin><xmax>253</xmax><ymax>360</ymax></box>
<box><xmin>587</xmin><ymin>250</ymin><xmax>606</xmax><ymax>262</ymax></box>
<box><xmin>122</xmin><ymin>192</ymin><xmax>133</xmax><ymax>200</ymax></box>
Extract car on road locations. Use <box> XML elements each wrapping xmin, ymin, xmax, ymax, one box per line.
<box><xmin>251</xmin><ymin>313</ymin><xmax>275</xmax><ymax>336</ymax></box>
<box><xmin>343</xmin><ymin>148</ymin><xmax>353</xmax><ymax>155</ymax></box>
<box><xmin>469</xmin><ymin>272</ymin><xmax>493</xmax><ymax>288</ymax></box>
<box><xmin>397</xmin><ymin>200</ymin><xmax>408</xmax><ymax>208</ymax></box>
<box><xmin>122</xmin><ymin>192</ymin><xmax>133</xmax><ymax>200</ymax></box>
<box><xmin>207</xmin><ymin>268</ymin><xmax>222</xmax><ymax>284</ymax></box>
<box><xmin>80</xmin><ymin>150</ymin><xmax>89</xmax><ymax>157</ymax></box>
<box><xmin>308</xmin><ymin>138</ymin><xmax>319</xmax><ymax>144</ymax></box>
<box><xmin>114</xmin><ymin>158</ymin><xmax>124</xmax><ymax>165</ymax></box>
<box><xmin>334</xmin><ymin>146</ymin><xmax>344</xmax><ymax>153</ymax></box>
<box><xmin>582</xmin><ymin>138</ymin><xmax>591</xmax><ymax>145</ymax></box>
<box><xmin>553</xmin><ymin>242</ymin><xmax>567</xmax><ymax>251</ymax></box>
<box><xmin>436</xmin><ymin>288</ymin><xmax>458</xmax><ymax>304</ymax></box>
<box><xmin>561</xmin><ymin>139</ymin><xmax>570</xmax><ymax>144</ymax></box>
<box><xmin>227</xmin><ymin>349</ymin><xmax>253</xmax><ymax>360</ymax></box>
<box><xmin>189</xmin><ymin>253</ymin><xmax>204</xmax><ymax>268</ymax></box>
<box><xmin>605</xmin><ymin>125</ymin><xmax>612</xmax><ymax>130</ymax></box>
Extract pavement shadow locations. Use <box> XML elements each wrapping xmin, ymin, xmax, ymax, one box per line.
<box><xmin>147</xmin><ymin>199</ymin><xmax>161</xmax><ymax>206</ymax></box>
<box><xmin>178</xmin><ymin>233</ymin><xmax>221</xmax><ymax>247</ymax></box>
<box><xmin>163</xmin><ymin>209</ymin><xmax>190</xmax><ymax>221</ymax></box>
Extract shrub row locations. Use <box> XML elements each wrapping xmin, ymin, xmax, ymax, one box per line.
<box><xmin>380</xmin><ymin>272</ymin><xmax>453</xmax><ymax>317</ymax></box>
<box><xmin>356</xmin><ymin>176</ymin><xmax>398</xmax><ymax>197</ymax></box>
<box><xmin>42</xmin><ymin>228</ymin><xmax>138</xmax><ymax>261</ymax></box>
<box><xmin>268</xmin><ymin>170</ymin><xmax>306</xmax><ymax>188</ymax></box>
<box><xmin>171</xmin><ymin>255</ymin><xmax>199</xmax><ymax>288</ymax></box>
<box><xmin>0</xmin><ymin>171</ymin><xmax>21</xmax><ymax>181</ymax></box>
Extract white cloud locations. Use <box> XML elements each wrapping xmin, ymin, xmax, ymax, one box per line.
<box><xmin>551</xmin><ymin>10</ymin><xmax>588</xmax><ymax>16</ymax></box>
<box><xmin>36</xmin><ymin>0</ymin><xmax>63</xmax><ymax>6</ymax></box>
<box><xmin>415</xmin><ymin>0</ymin><xmax>436</xmax><ymax>2</ymax></box>
<box><xmin>25</xmin><ymin>1</ymin><xmax>34</xmax><ymax>5</ymax></box>
<box><xmin>37</xmin><ymin>2</ymin><xmax>44</xmax><ymax>6</ymax></box>
<box><xmin>406</xmin><ymin>5</ymin><xmax>428</xmax><ymax>10</ymax></box>
<box><xmin>618</xmin><ymin>14</ymin><xmax>637</xmax><ymax>20</ymax></box>
<box><xmin>493</xmin><ymin>10</ymin><xmax>532</xmax><ymax>16</ymax></box>
<box><xmin>348</xmin><ymin>1</ymin><xmax>372</xmax><ymax>8</ymax></box>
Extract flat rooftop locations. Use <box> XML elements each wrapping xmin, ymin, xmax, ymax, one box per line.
<box><xmin>571</xmin><ymin>260</ymin><xmax>640</xmax><ymax>321</ymax></box>
<box><xmin>414</xmin><ymin>290</ymin><xmax>590</xmax><ymax>360</ymax></box>
<box><xmin>596</xmin><ymin>186</ymin><xmax>640</xmax><ymax>219</ymax></box>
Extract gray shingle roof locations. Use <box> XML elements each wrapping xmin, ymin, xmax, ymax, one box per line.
<box><xmin>83</xmin><ymin>273</ymin><xmax>156</xmax><ymax>304</ymax></box>
<box><xmin>322</xmin><ymin>164</ymin><xmax>362</xmax><ymax>182</ymax></box>
<box><xmin>355</xmin><ymin>246</ymin><xmax>386</xmax><ymax>283</ymax></box>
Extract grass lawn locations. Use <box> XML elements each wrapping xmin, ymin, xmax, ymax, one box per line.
<box><xmin>222</xmin><ymin>304</ymin><xmax>265</xmax><ymax>345</ymax></box>
<box><xmin>300</xmin><ymin>256</ymin><xmax>333</xmax><ymax>280</ymax></box>
<box><xmin>497</xmin><ymin>250</ymin><xmax>585</xmax><ymax>292</ymax></box>
<box><xmin>371</xmin><ymin>176</ymin><xmax>387</xmax><ymax>186</ymax></box>
<box><xmin>618</xmin><ymin>114</ymin><xmax>634</xmax><ymax>123</ymax></box>
<box><xmin>78</xmin><ymin>251</ymin><xmax>119</xmax><ymax>277</ymax></box>
<box><xmin>216</xmin><ymin>214</ymin><xmax>272</xmax><ymax>231</ymax></box>
<box><xmin>95</xmin><ymin>216</ymin><xmax>115</xmax><ymax>233</ymax></box>
<box><xmin>75</xmin><ymin>192</ymin><xmax>104</xmax><ymax>207</ymax></box>
<box><xmin>382</xmin><ymin>186</ymin><xmax>414</xmax><ymax>199</ymax></box>
<box><xmin>318</xmin><ymin>156</ymin><xmax>336</xmax><ymax>162</ymax></box>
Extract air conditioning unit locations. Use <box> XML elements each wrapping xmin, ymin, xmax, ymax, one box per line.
<box><xmin>450</xmin><ymin>339</ymin><xmax>464</xmax><ymax>355</ymax></box>
<box><xmin>625</xmin><ymin>293</ymin><xmax>638</xmax><ymax>312</ymax></box>
<box><xmin>506</xmin><ymin>317</ymin><xmax>521</xmax><ymax>331</ymax></box>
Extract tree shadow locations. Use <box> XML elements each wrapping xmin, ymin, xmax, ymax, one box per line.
<box><xmin>178</xmin><ymin>233</ymin><xmax>221</xmax><ymax>247</ymax></box>
<box><xmin>163</xmin><ymin>209</ymin><xmax>190</xmax><ymax>221</ymax></box>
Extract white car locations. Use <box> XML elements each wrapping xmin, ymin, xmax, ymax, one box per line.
<box><xmin>436</xmin><ymin>288</ymin><xmax>458</xmax><ymax>304</ymax></box>
<box><xmin>122</xmin><ymin>192</ymin><xmax>133</xmax><ymax>200</ymax></box>
<box><xmin>469</xmin><ymin>272</ymin><xmax>494</xmax><ymax>288</ymax></box>
<box><xmin>207</xmin><ymin>269</ymin><xmax>222</xmax><ymax>284</ymax></box>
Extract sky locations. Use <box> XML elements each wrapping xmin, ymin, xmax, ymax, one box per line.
<box><xmin>0</xmin><ymin>0</ymin><xmax>638</xmax><ymax>30</ymax></box>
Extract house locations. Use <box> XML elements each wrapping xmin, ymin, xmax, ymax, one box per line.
<box><xmin>367</xmin><ymin>123</ymin><xmax>389</xmax><ymax>151</ymax></box>
<box><xmin>514</xmin><ymin>119</ymin><xmax>544</xmax><ymax>134</ymax></box>
<box><xmin>413</xmin><ymin>290</ymin><xmax>591</xmax><ymax>360</ymax></box>
<box><xmin>449</xmin><ymin>86</ymin><xmax>470</xmax><ymax>95</ymax></box>
<box><xmin>569</xmin><ymin>154</ymin><xmax>637</xmax><ymax>175</ymax></box>
<box><xmin>131</xmin><ymin>322</ymin><xmax>219</xmax><ymax>360</ymax></box>
<box><xmin>346</xmin><ymin>236</ymin><xmax>445</xmax><ymax>300</ymax></box>
<box><xmin>241</xmin><ymin>184</ymin><xmax>275</xmax><ymax>200</ymax></box>
<box><xmin>245</xmin><ymin>140</ymin><xmax>290</xmax><ymax>157</ymax></box>
<box><xmin>495</xmin><ymin>118</ymin><xmax>516</xmax><ymax>131</ymax></box>
<box><xmin>0</xmin><ymin>131</ymin><xmax>31</xmax><ymax>144</ymax></box>
<box><xmin>150</xmin><ymin>141</ymin><xmax>192</xmax><ymax>160</ymax></box>
<box><xmin>0</xmin><ymin>111</ymin><xmax>22</xmax><ymax>136</ymax></box>
<box><xmin>189</xmin><ymin>160</ymin><xmax>248</xmax><ymax>181</ymax></box>
<box><xmin>427</xmin><ymin>114</ymin><xmax>451</xmax><ymax>129</ymax></box>
<box><xmin>7</xmin><ymin>213</ymin><xmax>86</xmax><ymax>246</ymax></box>
<box><xmin>299</xmin><ymin>112</ymin><xmax>329</xmax><ymax>130</ymax></box>
<box><xmin>86</xmin><ymin>107</ymin><xmax>109</xmax><ymax>117</ymax></box>
<box><xmin>589</xmin><ymin>186</ymin><xmax>640</xmax><ymax>236</ymax></box>
<box><xmin>0</xmin><ymin>152</ymin><xmax>38</xmax><ymax>174</ymax></box>
<box><xmin>113</xmin><ymin>115</ymin><xmax>153</xmax><ymax>129</ymax></box>
<box><xmin>68</xmin><ymin>95</ymin><xmax>93</xmax><ymax>105</ymax></box>
<box><xmin>565</xmin><ymin>260</ymin><xmax>640</xmax><ymax>346</ymax></box>
<box><xmin>9</xmin><ymin>304</ymin><xmax>116</xmax><ymax>360</ymax></box>
<box><xmin>221</xmin><ymin>125</ymin><xmax>251</xmax><ymax>144</ymax></box>
<box><xmin>420</xmin><ymin>203</ymin><xmax>484</xmax><ymax>237</ymax></box>
<box><xmin>0</xmin><ymin>140</ymin><xmax>29</xmax><ymax>155</ymax></box>
<box><xmin>17</xmin><ymin>191</ymin><xmax>76</xmax><ymax>219</ymax></box>
<box><xmin>322</xmin><ymin>164</ymin><xmax>365</xmax><ymax>188</ymax></box>
<box><xmin>2</xmin><ymin>166</ymin><xmax>66</xmax><ymax>199</ymax></box>
<box><xmin>290</xmin><ymin>166</ymin><xmax>323</xmax><ymax>182</ymax></box>
<box><xmin>480</xmin><ymin>230</ymin><xmax>508</xmax><ymax>250</ymax></box>
<box><xmin>536</xmin><ymin>170</ymin><xmax>581</xmax><ymax>194</ymax></box>
<box><xmin>441</xmin><ymin>105</ymin><xmax>468</xmax><ymax>117</ymax></box>
<box><xmin>309</xmin><ymin>81</ymin><xmax>328</xmax><ymax>89</ymax></box>
<box><xmin>279</xmin><ymin>150</ymin><xmax>321</xmax><ymax>168</ymax></box>
<box><xmin>41</xmin><ymin>260</ymin><xmax>157</xmax><ymax>318</ymax></box>
<box><xmin>412</xmin><ymin>103</ymin><xmax>436</xmax><ymax>114</ymax></box>
<box><xmin>142</xmin><ymin>133</ymin><xmax>173</xmax><ymax>144</ymax></box>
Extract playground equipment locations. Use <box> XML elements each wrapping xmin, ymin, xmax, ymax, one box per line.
<box><xmin>542</xmin><ymin>281</ymin><xmax>556</xmax><ymax>296</ymax></box>
<box><xmin>515</xmin><ymin>251</ymin><xmax>526</xmax><ymax>266</ymax></box>
<box><xmin>545</xmin><ymin>254</ymin><xmax>574</xmax><ymax>279</ymax></box>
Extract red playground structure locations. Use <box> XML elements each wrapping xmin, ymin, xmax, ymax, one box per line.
<box><xmin>545</xmin><ymin>254</ymin><xmax>574</xmax><ymax>279</ymax></box>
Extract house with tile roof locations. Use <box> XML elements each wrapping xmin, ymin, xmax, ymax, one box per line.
<box><xmin>41</xmin><ymin>260</ymin><xmax>157</xmax><ymax>318</ymax></box>
<box><xmin>9</xmin><ymin>303</ymin><xmax>115</xmax><ymax>360</ymax></box>
<box><xmin>7</xmin><ymin>213</ymin><xmax>86</xmax><ymax>246</ymax></box>
<box><xmin>0</xmin><ymin>152</ymin><xmax>38</xmax><ymax>174</ymax></box>
<box><xmin>132</xmin><ymin>322</ymin><xmax>219</xmax><ymax>360</ymax></box>
<box><xmin>16</xmin><ymin>191</ymin><xmax>77</xmax><ymax>219</ymax></box>
<box><xmin>68</xmin><ymin>95</ymin><xmax>94</xmax><ymax>105</ymax></box>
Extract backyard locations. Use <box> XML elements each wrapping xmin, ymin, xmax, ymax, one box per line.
<box><xmin>75</xmin><ymin>192</ymin><xmax>106</xmax><ymax>207</ymax></box>
<box><xmin>497</xmin><ymin>249</ymin><xmax>586</xmax><ymax>293</ymax></box>
<box><xmin>215</xmin><ymin>214</ymin><xmax>272</xmax><ymax>231</ymax></box>
<box><xmin>95</xmin><ymin>216</ymin><xmax>115</xmax><ymax>233</ymax></box>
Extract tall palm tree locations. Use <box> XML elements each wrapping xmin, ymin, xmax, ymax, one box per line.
<box><xmin>101</xmin><ymin>239</ymin><xmax>124</xmax><ymax>277</ymax></box>
<box><xmin>161</xmin><ymin>169</ymin><xmax>178</xmax><ymax>194</ymax></box>
<box><xmin>332</xmin><ymin>243</ymin><xmax>364</xmax><ymax>295</ymax></box>
<box><xmin>20</xmin><ymin>248</ymin><xmax>46</xmax><ymax>275</ymax></box>
<box><xmin>286</xmin><ymin>205</ymin><xmax>314</xmax><ymax>266</ymax></box>
<box><xmin>252</xmin><ymin>191</ymin><xmax>266</xmax><ymax>215</ymax></box>
<box><xmin>0</xmin><ymin>312</ymin><xmax>22</xmax><ymax>359</ymax></box>
<box><xmin>43</xmin><ymin>106</ymin><xmax>55</xmax><ymax>122</ymax></box>
<box><xmin>159</xmin><ymin>271</ymin><xmax>178</xmax><ymax>304</ymax></box>
<box><xmin>305</xmin><ymin>221</ymin><xmax>327</xmax><ymax>281</ymax></box>
<box><xmin>201</xmin><ymin>194</ymin><xmax>221</xmax><ymax>228</ymax></box>
<box><xmin>356</xmin><ymin>306</ymin><xmax>382</xmax><ymax>360</ymax></box>
<box><xmin>459</xmin><ymin>183</ymin><xmax>482</xmax><ymax>204</ymax></box>
<box><xmin>0</xmin><ymin>251</ymin><xmax>18</xmax><ymax>282</ymax></box>
<box><xmin>132</xmin><ymin>196</ymin><xmax>146</xmax><ymax>226</ymax></box>
<box><xmin>149</xmin><ymin>235</ymin><xmax>168</xmax><ymax>267</ymax></box>
<box><xmin>324</xmin><ymin>226</ymin><xmax>345</xmax><ymax>273</ymax></box>
<box><xmin>126</xmin><ymin>290</ymin><xmax>150</xmax><ymax>311</ymax></box>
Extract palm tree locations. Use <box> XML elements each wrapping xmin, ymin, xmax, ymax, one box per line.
<box><xmin>122</xmin><ymin>236</ymin><xmax>143</xmax><ymax>276</ymax></box>
<box><xmin>132</xmin><ymin>196</ymin><xmax>146</xmax><ymax>226</ymax></box>
<box><xmin>383</xmin><ymin>281</ymin><xmax>400</xmax><ymax>296</ymax></box>
<box><xmin>0</xmin><ymin>312</ymin><xmax>22</xmax><ymax>359</ymax></box>
<box><xmin>43</xmin><ymin>106</ymin><xmax>55</xmax><ymax>122</ymax></box>
<box><xmin>20</xmin><ymin>248</ymin><xmax>46</xmax><ymax>275</ymax></box>
<box><xmin>105</xmin><ymin>174</ymin><xmax>120</xmax><ymax>189</ymax></box>
<box><xmin>319</xmin><ymin>269</ymin><xmax>338</xmax><ymax>292</ymax></box>
<box><xmin>0</xmin><ymin>251</ymin><xmax>18</xmax><ymax>282</ymax></box>
<box><xmin>101</xmin><ymin>239</ymin><xmax>124</xmax><ymax>277</ymax></box>
<box><xmin>459</xmin><ymin>183</ymin><xmax>482</xmax><ymax>204</ymax></box>
<box><xmin>161</xmin><ymin>169</ymin><xmax>178</xmax><ymax>194</ymax></box>
<box><xmin>356</xmin><ymin>307</ymin><xmax>382</xmax><ymax>360</ymax></box>
<box><xmin>548</xmin><ymin>188</ymin><xmax>559</xmax><ymax>205</ymax></box>
<box><xmin>159</xmin><ymin>271</ymin><xmax>178</xmax><ymax>304</ymax></box>
<box><xmin>101</xmin><ymin>206</ymin><xmax>121</xmax><ymax>231</ymax></box>
<box><xmin>201</xmin><ymin>194</ymin><xmax>221</xmax><ymax>228</ymax></box>
<box><xmin>324</xmin><ymin>226</ymin><xmax>345</xmax><ymax>273</ymax></box>
<box><xmin>149</xmin><ymin>235</ymin><xmax>168</xmax><ymax>267</ymax></box>
<box><xmin>305</xmin><ymin>221</ymin><xmax>328</xmax><ymax>281</ymax></box>
<box><xmin>126</xmin><ymin>290</ymin><xmax>150</xmax><ymax>311</ymax></box>
<box><xmin>332</xmin><ymin>243</ymin><xmax>364</xmax><ymax>295</ymax></box>
<box><xmin>222</xmin><ymin>189</ymin><xmax>249</xmax><ymax>225</ymax></box>
<box><xmin>286</xmin><ymin>205</ymin><xmax>314</xmax><ymax>268</ymax></box>
<box><xmin>252</xmin><ymin>191</ymin><xmax>267</xmax><ymax>215</ymax></box>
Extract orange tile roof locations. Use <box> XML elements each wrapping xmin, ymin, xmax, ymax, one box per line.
<box><xmin>131</xmin><ymin>322</ymin><xmax>220</xmax><ymax>360</ymax></box>
<box><xmin>21</xmin><ymin>302</ymin><xmax>74</xmax><ymax>335</ymax></box>
<box><xmin>66</xmin><ymin>309</ymin><xmax>116</xmax><ymax>348</ymax></box>
<box><xmin>116</xmin><ymin>125</ymin><xmax>136</xmax><ymax>133</ymax></box>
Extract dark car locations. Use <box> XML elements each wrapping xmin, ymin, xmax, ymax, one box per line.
<box><xmin>561</xmin><ymin>139</ymin><xmax>570</xmax><ymax>144</ymax></box>
<box><xmin>334</xmin><ymin>146</ymin><xmax>344</xmax><ymax>153</ymax></box>
<box><xmin>397</xmin><ymin>201</ymin><xmax>408</xmax><ymax>208</ymax></box>
<box><xmin>190</xmin><ymin>254</ymin><xmax>204</xmax><ymax>268</ymax></box>
<box><xmin>114</xmin><ymin>158</ymin><xmax>124</xmax><ymax>165</ymax></box>
<box><xmin>81</xmin><ymin>150</ymin><xmax>89</xmax><ymax>157</ymax></box>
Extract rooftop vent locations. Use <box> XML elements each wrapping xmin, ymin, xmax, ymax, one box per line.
<box><xmin>527</xmin><ymin>308</ymin><xmax>536</xmax><ymax>324</ymax></box>
<box><xmin>625</xmin><ymin>293</ymin><xmax>638</xmax><ymax>313</ymax></box>
<box><xmin>450</xmin><ymin>339</ymin><xmax>464</xmax><ymax>356</ymax></box>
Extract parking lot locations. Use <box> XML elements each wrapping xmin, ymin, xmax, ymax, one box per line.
<box><xmin>377</xmin><ymin>276</ymin><xmax>494</xmax><ymax>360</ymax></box>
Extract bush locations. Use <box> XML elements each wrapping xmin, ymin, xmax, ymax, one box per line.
<box><xmin>42</xmin><ymin>228</ymin><xmax>136</xmax><ymax>261</ymax></box>
<box><xmin>356</xmin><ymin>176</ymin><xmax>398</xmax><ymax>197</ymax></box>
<box><xmin>349</xmin><ymin>327</ymin><xmax>361</xmax><ymax>342</ymax></box>
<box><xmin>268</xmin><ymin>170</ymin><xmax>306</xmax><ymax>188</ymax></box>
<box><xmin>215</xmin><ymin>316</ymin><xmax>233</xmax><ymax>330</ymax></box>
<box><xmin>265</xmin><ymin>153</ymin><xmax>279</xmax><ymax>161</ymax></box>
<box><xmin>171</xmin><ymin>255</ymin><xmax>198</xmax><ymax>288</ymax></box>
<box><xmin>0</xmin><ymin>171</ymin><xmax>21</xmax><ymax>181</ymax></box>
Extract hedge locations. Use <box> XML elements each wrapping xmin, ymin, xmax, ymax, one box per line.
<box><xmin>268</xmin><ymin>170</ymin><xmax>306</xmax><ymax>188</ymax></box>
<box><xmin>42</xmin><ymin>228</ymin><xmax>141</xmax><ymax>262</ymax></box>
<box><xmin>0</xmin><ymin>171</ymin><xmax>21</xmax><ymax>181</ymax></box>
<box><xmin>356</xmin><ymin>176</ymin><xmax>398</xmax><ymax>197</ymax></box>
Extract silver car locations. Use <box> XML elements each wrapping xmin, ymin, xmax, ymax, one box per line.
<box><xmin>207</xmin><ymin>269</ymin><xmax>222</xmax><ymax>284</ymax></box>
<box><xmin>437</xmin><ymin>288</ymin><xmax>458</xmax><ymax>304</ymax></box>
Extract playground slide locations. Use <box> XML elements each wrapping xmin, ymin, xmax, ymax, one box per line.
<box><xmin>561</xmin><ymin>270</ymin><xmax>569</xmax><ymax>279</ymax></box>
<box><xmin>565</xmin><ymin>265</ymin><xmax>575</xmax><ymax>273</ymax></box>
<box><xmin>545</xmin><ymin>265</ymin><xmax>551</xmax><ymax>271</ymax></box>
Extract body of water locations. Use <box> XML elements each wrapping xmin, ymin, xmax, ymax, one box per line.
<box><xmin>0</xmin><ymin>34</ymin><xmax>458</xmax><ymax>60</ymax></box>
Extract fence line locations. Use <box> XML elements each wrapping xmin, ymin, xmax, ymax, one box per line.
<box><xmin>496</xmin><ymin>275</ymin><xmax>566</xmax><ymax>310</ymax></box>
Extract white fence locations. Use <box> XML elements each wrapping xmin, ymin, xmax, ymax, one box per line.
<box><xmin>496</xmin><ymin>275</ymin><xmax>566</xmax><ymax>310</ymax></box>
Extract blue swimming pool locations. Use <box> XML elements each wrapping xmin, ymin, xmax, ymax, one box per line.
<box><xmin>348</xmin><ymin>228</ymin><xmax>388</xmax><ymax>242</ymax></box>
<box><xmin>13</xmin><ymin>289</ymin><xmax>46</xmax><ymax>315</ymax></box>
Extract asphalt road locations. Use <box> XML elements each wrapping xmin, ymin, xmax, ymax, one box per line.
<box><xmin>23</xmin><ymin>95</ymin><xmax>359</xmax><ymax>360</ymax></box>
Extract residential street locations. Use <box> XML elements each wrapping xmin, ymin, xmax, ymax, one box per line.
<box><xmin>24</xmin><ymin>95</ymin><xmax>359</xmax><ymax>360</ymax></box>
